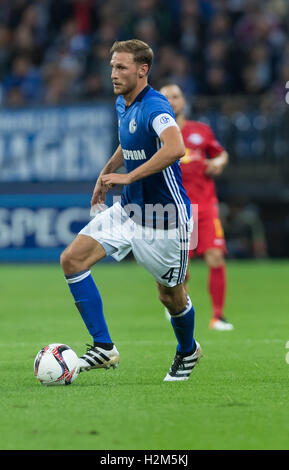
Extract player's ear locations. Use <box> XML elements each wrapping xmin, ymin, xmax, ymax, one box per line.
<box><xmin>138</xmin><ymin>64</ymin><xmax>148</xmax><ymax>78</ymax></box>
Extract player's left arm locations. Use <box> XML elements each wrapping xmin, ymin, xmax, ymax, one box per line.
<box><xmin>101</xmin><ymin>126</ymin><xmax>185</xmax><ymax>186</ymax></box>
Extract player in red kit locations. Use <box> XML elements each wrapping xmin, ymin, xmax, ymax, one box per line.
<box><xmin>160</xmin><ymin>84</ymin><xmax>233</xmax><ymax>331</ymax></box>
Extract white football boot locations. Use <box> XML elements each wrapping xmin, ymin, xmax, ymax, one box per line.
<box><xmin>164</xmin><ymin>341</ymin><xmax>203</xmax><ymax>382</ymax></box>
<box><xmin>79</xmin><ymin>344</ymin><xmax>119</xmax><ymax>372</ymax></box>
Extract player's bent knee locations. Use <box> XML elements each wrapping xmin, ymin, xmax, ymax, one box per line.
<box><xmin>60</xmin><ymin>244</ymin><xmax>87</xmax><ymax>275</ymax></box>
<box><xmin>60</xmin><ymin>248</ymin><xmax>78</xmax><ymax>274</ymax></box>
<box><xmin>60</xmin><ymin>236</ymin><xmax>107</xmax><ymax>275</ymax></box>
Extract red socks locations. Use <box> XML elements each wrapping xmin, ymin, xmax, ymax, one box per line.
<box><xmin>208</xmin><ymin>265</ymin><xmax>226</xmax><ymax>320</ymax></box>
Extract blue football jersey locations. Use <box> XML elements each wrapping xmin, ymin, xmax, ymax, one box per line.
<box><xmin>116</xmin><ymin>85</ymin><xmax>191</xmax><ymax>228</ymax></box>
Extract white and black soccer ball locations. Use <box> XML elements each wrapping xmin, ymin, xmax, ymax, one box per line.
<box><xmin>34</xmin><ymin>343</ymin><xmax>80</xmax><ymax>386</ymax></box>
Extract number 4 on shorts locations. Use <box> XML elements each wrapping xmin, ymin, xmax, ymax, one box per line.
<box><xmin>161</xmin><ymin>268</ymin><xmax>175</xmax><ymax>283</ymax></box>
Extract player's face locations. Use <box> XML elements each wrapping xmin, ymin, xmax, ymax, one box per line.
<box><xmin>110</xmin><ymin>52</ymin><xmax>139</xmax><ymax>96</ymax></box>
<box><xmin>160</xmin><ymin>85</ymin><xmax>185</xmax><ymax>117</ymax></box>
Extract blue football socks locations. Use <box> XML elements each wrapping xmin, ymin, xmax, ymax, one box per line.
<box><xmin>65</xmin><ymin>270</ymin><xmax>112</xmax><ymax>344</ymax></box>
<box><xmin>170</xmin><ymin>296</ymin><xmax>196</xmax><ymax>355</ymax></box>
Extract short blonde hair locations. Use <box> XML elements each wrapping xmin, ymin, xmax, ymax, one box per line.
<box><xmin>110</xmin><ymin>39</ymin><xmax>154</xmax><ymax>72</ymax></box>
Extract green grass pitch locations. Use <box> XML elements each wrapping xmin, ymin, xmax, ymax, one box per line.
<box><xmin>0</xmin><ymin>259</ymin><xmax>288</xmax><ymax>450</ymax></box>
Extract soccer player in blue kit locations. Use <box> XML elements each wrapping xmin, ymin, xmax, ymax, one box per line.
<box><xmin>60</xmin><ymin>39</ymin><xmax>202</xmax><ymax>381</ymax></box>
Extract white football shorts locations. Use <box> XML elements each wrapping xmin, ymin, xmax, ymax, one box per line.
<box><xmin>79</xmin><ymin>201</ymin><xmax>193</xmax><ymax>287</ymax></box>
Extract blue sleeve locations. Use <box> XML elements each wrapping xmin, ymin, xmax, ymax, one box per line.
<box><xmin>142</xmin><ymin>97</ymin><xmax>175</xmax><ymax>135</ymax></box>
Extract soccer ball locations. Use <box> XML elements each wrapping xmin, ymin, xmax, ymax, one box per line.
<box><xmin>34</xmin><ymin>343</ymin><xmax>80</xmax><ymax>386</ymax></box>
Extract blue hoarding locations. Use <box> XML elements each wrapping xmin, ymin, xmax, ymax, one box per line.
<box><xmin>0</xmin><ymin>194</ymin><xmax>91</xmax><ymax>261</ymax></box>
<box><xmin>0</xmin><ymin>103</ymin><xmax>115</xmax><ymax>182</ymax></box>
<box><xmin>0</xmin><ymin>103</ymin><xmax>116</xmax><ymax>261</ymax></box>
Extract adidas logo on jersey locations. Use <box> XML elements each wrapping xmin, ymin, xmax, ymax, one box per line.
<box><xmin>123</xmin><ymin>149</ymin><xmax>147</xmax><ymax>160</ymax></box>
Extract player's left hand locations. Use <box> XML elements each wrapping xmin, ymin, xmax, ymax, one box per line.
<box><xmin>205</xmin><ymin>160</ymin><xmax>224</xmax><ymax>176</ymax></box>
<box><xmin>101</xmin><ymin>173</ymin><xmax>132</xmax><ymax>186</ymax></box>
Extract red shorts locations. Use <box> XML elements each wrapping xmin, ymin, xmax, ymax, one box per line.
<box><xmin>189</xmin><ymin>202</ymin><xmax>226</xmax><ymax>258</ymax></box>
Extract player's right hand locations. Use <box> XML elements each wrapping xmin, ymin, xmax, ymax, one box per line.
<box><xmin>90</xmin><ymin>178</ymin><xmax>115</xmax><ymax>208</ymax></box>
<box><xmin>90</xmin><ymin>179</ymin><xmax>107</xmax><ymax>208</ymax></box>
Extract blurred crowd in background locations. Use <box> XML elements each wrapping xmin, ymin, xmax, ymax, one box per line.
<box><xmin>0</xmin><ymin>0</ymin><xmax>289</xmax><ymax>107</ymax></box>
<box><xmin>1</xmin><ymin>0</ymin><xmax>288</xmax><ymax>258</ymax></box>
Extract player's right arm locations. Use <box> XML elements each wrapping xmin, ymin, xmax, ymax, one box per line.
<box><xmin>101</xmin><ymin>125</ymin><xmax>185</xmax><ymax>187</ymax></box>
<box><xmin>91</xmin><ymin>144</ymin><xmax>124</xmax><ymax>208</ymax></box>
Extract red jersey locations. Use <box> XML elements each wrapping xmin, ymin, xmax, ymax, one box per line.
<box><xmin>180</xmin><ymin>120</ymin><xmax>225</xmax><ymax>209</ymax></box>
